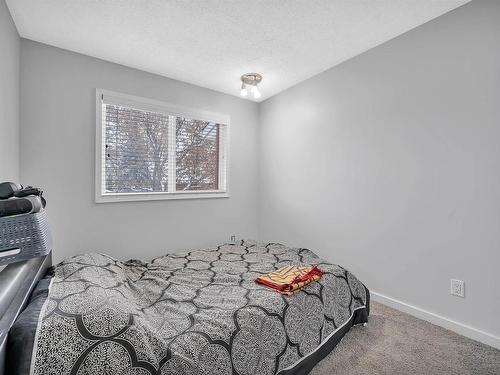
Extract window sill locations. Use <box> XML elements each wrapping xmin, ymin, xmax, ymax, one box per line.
<box><xmin>95</xmin><ymin>191</ymin><xmax>229</xmax><ymax>203</ymax></box>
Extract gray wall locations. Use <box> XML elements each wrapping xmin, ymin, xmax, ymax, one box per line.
<box><xmin>20</xmin><ymin>40</ymin><xmax>260</xmax><ymax>263</ymax></box>
<box><xmin>0</xmin><ymin>0</ymin><xmax>20</xmax><ymax>181</ymax></box>
<box><xmin>259</xmin><ymin>0</ymin><xmax>500</xmax><ymax>338</ymax></box>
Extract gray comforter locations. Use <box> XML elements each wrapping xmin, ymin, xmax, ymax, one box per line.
<box><xmin>31</xmin><ymin>240</ymin><xmax>369</xmax><ymax>375</ymax></box>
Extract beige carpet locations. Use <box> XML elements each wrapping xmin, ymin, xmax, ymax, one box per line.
<box><xmin>310</xmin><ymin>301</ymin><xmax>500</xmax><ymax>375</ymax></box>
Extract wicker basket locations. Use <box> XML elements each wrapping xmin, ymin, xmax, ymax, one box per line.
<box><xmin>0</xmin><ymin>210</ymin><xmax>52</xmax><ymax>266</ymax></box>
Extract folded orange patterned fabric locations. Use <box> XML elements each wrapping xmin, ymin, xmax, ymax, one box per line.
<box><xmin>255</xmin><ymin>265</ymin><xmax>324</xmax><ymax>296</ymax></box>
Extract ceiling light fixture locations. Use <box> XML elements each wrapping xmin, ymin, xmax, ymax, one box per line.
<box><xmin>240</xmin><ymin>73</ymin><xmax>262</xmax><ymax>99</ymax></box>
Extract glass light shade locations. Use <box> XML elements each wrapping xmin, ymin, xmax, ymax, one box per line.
<box><xmin>252</xmin><ymin>85</ymin><xmax>261</xmax><ymax>98</ymax></box>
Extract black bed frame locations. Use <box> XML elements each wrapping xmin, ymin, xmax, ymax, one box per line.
<box><xmin>0</xmin><ymin>254</ymin><xmax>52</xmax><ymax>375</ymax></box>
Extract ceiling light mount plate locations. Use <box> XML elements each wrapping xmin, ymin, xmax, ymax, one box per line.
<box><xmin>241</xmin><ymin>73</ymin><xmax>262</xmax><ymax>85</ymax></box>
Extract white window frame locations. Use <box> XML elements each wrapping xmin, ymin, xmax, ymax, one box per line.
<box><xmin>95</xmin><ymin>89</ymin><xmax>230</xmax><ymax>203</ymax></box>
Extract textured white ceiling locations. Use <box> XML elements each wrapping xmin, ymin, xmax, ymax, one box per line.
<box><xmin>7</xmin><ymin>0</ymin><xmax>470</xmax><ymax>101</ymax></box>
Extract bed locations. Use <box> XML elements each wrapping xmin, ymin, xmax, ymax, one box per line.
<box><xmin>4</xmin><ymin>240</ymin><xmax>369</xmax><ymax>375</ymax></box>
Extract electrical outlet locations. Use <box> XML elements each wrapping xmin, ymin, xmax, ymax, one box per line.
<box><xmin>450</xmin><ymin>279</ymin><xmax>465</xmax><ymax>298</ymax></box>
<box><xmin>230</xmin><ymin>235</ymin><xmax>237</xmax><ymax>242</ymax></box>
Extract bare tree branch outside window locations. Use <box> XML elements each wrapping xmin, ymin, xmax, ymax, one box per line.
<box><xmin>176</xmin><ymin>117</ymin><xmax>219</xmax><ymax>191</ymax></box>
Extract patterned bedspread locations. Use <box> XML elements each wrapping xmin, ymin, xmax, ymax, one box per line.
<box><xmin>31</xmin><ymin>240</ymin><xmax>369</xmax><ymax>375</ymax></box>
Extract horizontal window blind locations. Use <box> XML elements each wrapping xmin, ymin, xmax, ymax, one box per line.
<box><xmin>105</xmin><ymin>104</ymin><xmax>170</xmax><ymax>193</ymax></box>
<box><xmin>99</xmin><ymin>92</ymin><xmax>228</xmax><ymax>199</ymax></box>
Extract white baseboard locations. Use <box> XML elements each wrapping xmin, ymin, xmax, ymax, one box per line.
<box><xmin>370</xmin><ymin>291</ymin><xmax>500</xmax><ymax>350</ymax></box>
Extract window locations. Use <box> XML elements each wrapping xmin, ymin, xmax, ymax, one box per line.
<box><xmin>95</xmin><ymin>89</ymin><xmax>229</xmax><ymax>202</ymax></box>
